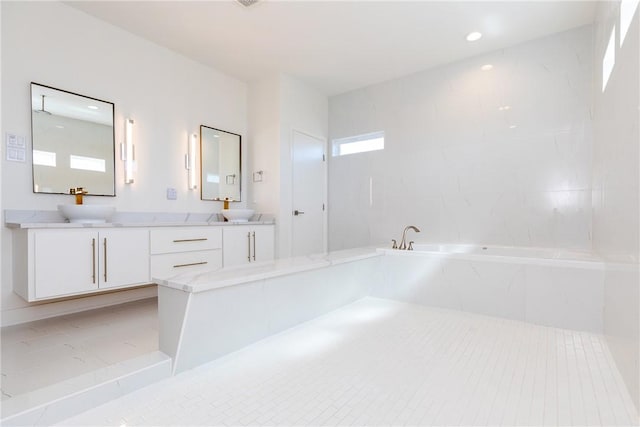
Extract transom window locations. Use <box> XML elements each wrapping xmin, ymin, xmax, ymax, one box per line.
<box><xmin>332</xmin><ymin>131</ymin><xmax>384</xmax><ymax>157</ymax></box>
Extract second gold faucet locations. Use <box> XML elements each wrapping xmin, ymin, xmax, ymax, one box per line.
<box><xmin>70</xmin><ymin>187</ymin><xmax>88</xmax><ymax>205</ymax></box>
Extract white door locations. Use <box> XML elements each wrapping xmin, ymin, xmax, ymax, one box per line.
<box><xmin>34</xmin><ymin>229</ymin><xmax>99</xmax><ymax>299</ymax></box>
<box><xmin>253</xmin><ymin>225</ymin><xmax>275</xmax><ymax>262</ymax></box>
<box><xmin>292</xmin><ymin>130</ymin><xmax>326</xmax><ymax>256</ymax></box>
<box><xmin>99</xmin><ymin>228</ymin><xmax>150</xmax><ymax>289</ymax></box>
<box><xmin>222</xmin><ymin>226</ymin><xmax>252</xmax><ymax>267</ymax></box>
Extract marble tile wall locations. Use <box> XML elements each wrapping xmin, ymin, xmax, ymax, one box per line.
<box><xmin>328</xmin><ymin>25</ymin><xmax>593</xmax><ymax>251</ymax></box>
<box><xmin>371</xmin><ymin>253</ymin><xmax>604</xmax><ymax>333</ymax></box>
<box><xmin>591</xmin><ymin>0</ymin><xmax>640</xmax><ymax>414</ymax></box>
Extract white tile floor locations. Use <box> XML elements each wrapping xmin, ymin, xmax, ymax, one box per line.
<box><xmin>57</xmin><ymin>297</ymin><xmax>638</xmax><ymax>426</ymax></box>
<box><xmin>1</xmin><ymin>298</ymin><xmax>158</xmax><ymax>400</ymax></box>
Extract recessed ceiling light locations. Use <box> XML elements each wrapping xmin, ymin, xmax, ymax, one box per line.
<box><xmin>481</xmin><ymin>64</ymin><xmax>493</xmax><ymax>71</ymax></box>
<box><xmin>236</xmin><ymin>0</ymin><xmax>259</xmax><ymax>6</ymax></box>
<box><xmin>498</xmin><ymin>105</ymin><xmax>511</xmax><ymax>111</ymax></box>
<box><xmin>466</xmin><ymin>31</ymin><xmax>482</xmax><ymax>42</ymax></box>
<box><xmin>509</xmin><ymin>125</ymin><xmax>517</xmax><ymax>129</ymax></box>
<box><xmin>55</xmin><ymin>125</ymin><xmax>64</xmax><ymax>129</ymax></box>
<box><xmin>87</xmin><ymin>105</ymin><xmax>99</xmax><ymax>110</ymax></box>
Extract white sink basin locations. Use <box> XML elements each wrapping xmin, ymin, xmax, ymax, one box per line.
<box><xmin>221</xmin><ymin>209</ymin><xmax>254</xmax><ymax>223</ymax></box>
<box><xmin>58</xmin><ymin>204</ymin><xmax>115</xmax><ymax>224</ymax></box>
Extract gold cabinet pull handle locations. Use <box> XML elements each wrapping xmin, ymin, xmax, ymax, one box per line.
<box><xmin>91</xmin><ymin>238</ymin><xmax>96</xmax><ymax>284</ymax></box>
<box><xmin>173</xmin><ymin>261</ymin><xmax>208</xmax><ymax>268</ymax></box>
<box><xmin>252</xmin><ymin>231</ymin><xmax>256</xmax><ymax>261</ymax></box>
<box><xmin>247</xmin><ymin>232</ymin><xmax>251</xmax><ymax>262</ymax></box>
<box><xmin>103</xmin><ymin>237</ymin><xmax>108</xmax><ymax>282</ymax></box>
<box><xmin>173</xmin><ymin>238</ymin><xmax>208</xmax><ymax>243</ymax></box>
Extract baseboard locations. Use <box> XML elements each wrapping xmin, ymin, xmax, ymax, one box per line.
<box><xmin>0</xmin><ymin>286</ymin><xmax>158</xmax><ymax>327</ymax></box>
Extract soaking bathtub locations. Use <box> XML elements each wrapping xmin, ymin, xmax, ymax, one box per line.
<box><xmin>375</xmin><ymin>244</ymin><xmax>605</xmax><ymax>332</ymax></box>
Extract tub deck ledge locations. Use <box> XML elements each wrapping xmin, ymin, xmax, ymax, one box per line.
<box><xmin>154</xmin><ymin>246</ymin><xmax>381</xmax><ymax>294</ymax></box>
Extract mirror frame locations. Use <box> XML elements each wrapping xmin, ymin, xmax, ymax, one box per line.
<box><xmin>200</xmin><ymin>125</ymin><xmax>242</xmax><ymax>202</ymax></box>
<box><xmin>30</xmin><ymin>82</ymin><xmax>116</xmax><ymax>197</ymax></box>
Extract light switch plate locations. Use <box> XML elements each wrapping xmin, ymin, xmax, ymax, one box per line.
<box><xmin>6</xmin><ymin>133</ymin><xmax>26</xmax><ymax>162</ymax></box>
<box><xmin>166</xmin><ymin>187</ymin><xmax>177</xmax><ymax>200</ymax></box>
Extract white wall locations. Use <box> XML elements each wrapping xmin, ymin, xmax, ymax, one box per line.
<box><xmin>278</xmin><ymin>75</ymin><xmax>328</xmax><ymax>258</ymax></box>
<box><xmin>248</xmin><ymin>74</ymin><xmax>328</xmax><ymax>258</ymax></box>
<box><xmin>1</xmin><ymin>1</ymin><xmax>247</xmax><ymax>324</ymax></box>
<box><xmin>329</xmin><ymin>26</ymin><xmax>593</xmax><ymax>251</ymax></box>
<box><xmin>592</xmin><ymin>0</ymin><xmax>640</xmax><ymax>414</ymax></box>
<box><xmin>248</xmin><ymin>75</ymin><xmax>281</xmax><ymax>239</ymax></box>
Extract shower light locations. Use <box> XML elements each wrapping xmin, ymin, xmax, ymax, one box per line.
<box><xmin>466</xmin><ymin>31</ymin><xmax>482</xmax><ymax>42</ymax></box>
<box><xmin>186</xmin><ymin>133</ymin><xmax>198</xmax><ymax>190</ymax></box>
<box><xmin>122</xmin><ymin>118</ymin><xmax>135</xmax><ymax>184</ymax></box>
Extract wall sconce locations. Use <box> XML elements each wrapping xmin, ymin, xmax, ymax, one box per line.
<box><xmin>121</xmin><ymin>118</ymin><xmax>135</xmax><ymax>184</ymax></box>
<box><xmin>225</xmin><ymin>174</ymin><xmax>236</xmax><ymax>185</ymax></box>
<box><xmin>186</xmin><ymin>133</ymin><xmax>198</xmax><ymax>190</ymax></box>
<box><xmin>253</xmin><ymin>170</ymin><xmax>263</xmax><ymax>182</ymax></box>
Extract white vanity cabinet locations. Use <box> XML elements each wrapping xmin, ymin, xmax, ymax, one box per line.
<box><xmin>222</xmin><ymin>225</ymin><xmax>275</xmax><ymax>267</ymax></box>
<box><xmin>10</xmin><ymin>220</ymin><xmax>275</xmax><ymax>302</ymax></box>
<box><xmin>14</xmin><ymin>228</ymin><xmax>150</xmax><ymax>301</ymax></box>
<box><xmin>150</xmin><ymin>227</ymin><xmax>223</xmax><ymax>279</ymax></box>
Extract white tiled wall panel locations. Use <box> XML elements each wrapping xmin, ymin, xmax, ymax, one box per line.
<box><xmin>592</xmin><ymin>1</ymin><xmax>640</xmax><ymax>413</ymax></box>
<box><xmin>371</xmin><ymin>253</ymin><xmax>604</xmax><ymax>332</ymax></box>
<box><xmin>329</xmin><ymin>26</ymin><xmax>593</xmax><ymax>251</ymax></box>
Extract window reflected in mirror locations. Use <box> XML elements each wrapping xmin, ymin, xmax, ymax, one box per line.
<box><xmin>30</xmin><ymin>83</ymin><xmax>115</xmax><ymax>196</ymax></box>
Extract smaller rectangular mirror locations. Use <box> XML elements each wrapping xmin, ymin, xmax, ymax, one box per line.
<box><xmin>31</xmin><ymin>83</ymin><xmax>115</xmax><ymax>196</ymax></box>
<box><xmin>200</xmin><ymin>125</ymin><xmax>241</xmax><ymax>201</ymax></box>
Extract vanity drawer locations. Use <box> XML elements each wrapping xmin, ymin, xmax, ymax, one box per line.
<box><xmin>150</xmin><ymin>227</ymin><xmax>222</xmax><ymax>254</ymax></box>
<box><xmin>151</xmin><ymin>250</ymin><xmax>222</xmax><ymax>280</ymax></box>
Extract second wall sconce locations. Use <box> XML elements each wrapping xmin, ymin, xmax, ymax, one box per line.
<box><xmin>186</xmin><ymin>133</ymin><xmax>198</xmax><ymax>190</ymax></box>
<box><xmin>121</xmin><ymin>118</ymin><xmax>135</xmax><ymax>184</ymax></box>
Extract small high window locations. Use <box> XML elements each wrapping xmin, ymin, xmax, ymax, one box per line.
<box><xmin>332</xmin><ymin>131</ymin><xmax>384</xmax><ymax>156</ymax></box>
<box><xmin>69</xmin><ymin>155</ymin><xmax>106</xmax><ymax>172</ymax></box>
<box><xmin>621</xmin><ymin>0</ymin><xmax>639</xmax><ymax>46</ymax></box>
<box><xmin>602</xmin><ymin>26</ymin><xmax>616</xmax><ymax>92</ymax></box>
<box><xmin>33</xmin><ymin>150</ymin><xmax>56</xmax><ymax>167</ymax></box>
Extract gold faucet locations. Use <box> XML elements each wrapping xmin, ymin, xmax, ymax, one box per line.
<box><xmin>223</xmin><ymin>197</ymin><xmax>233</xmax><ymax>210</ymax></box>
<box><xmin>70</xmin><ymin>187</ymin><xmax>88</xmax><ymax>205</ymax></box>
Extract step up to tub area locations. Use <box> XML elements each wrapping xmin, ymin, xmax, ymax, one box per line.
<box><xmin>1</xmin><ymin>351</ymin><xmax>171</xmax><ymax>426</ymax></box>
<box><xmin>155</xmin><ymin>247</ymin><xmax>382</xmax><ymax>374</ymax></box>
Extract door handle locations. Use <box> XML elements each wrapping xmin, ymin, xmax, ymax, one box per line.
<box><xmin>252</xmin><ymin>231</ymin><xmax>256</xmax><ymax>261</ymax></box>
<box><xmin>91</xmin><ymin>238</ymin><xmax>96</xmax><ymax>284</ymax></box>
<box><xmin>103</xmin><ymin>237</ymin><xmax>108</xmax><ymax>282</ymax></box>
<box><xmin>247</xmin><ymin>232</ymin><xmax>251</xmax><ymax>262</ymax></box>
<box><xmin>293</xmin><ymin>210</ymin><xmax>305</xmax><ymax>216</ymax></box>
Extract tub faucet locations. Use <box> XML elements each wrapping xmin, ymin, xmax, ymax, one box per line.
<box><xmin>398</xmin><ymin>225</ymin><xmax>420</xmax><ymax>250</ymax></box>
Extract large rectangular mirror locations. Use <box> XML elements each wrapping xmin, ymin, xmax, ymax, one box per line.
<box><xmin>200</xmin><ymin>125</ymin><xmax>241</xmax><ymax>201</ymax></box>
<box><xmin>31</xmin><ymin>83</ymin><xmax>115</xmax><ymax>196</ymax></box>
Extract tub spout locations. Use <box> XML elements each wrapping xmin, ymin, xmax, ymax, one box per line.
<box><xmin>398</xmin><ymin>225</ymin><xmax>420</xmax><ymax>250</ymax></box>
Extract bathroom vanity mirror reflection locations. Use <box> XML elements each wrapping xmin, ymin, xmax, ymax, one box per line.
<box><xmin>30</xmin><ymin>83</ymin><xmax>115</xmax><ymax>196</ymax></box>
<box><xmin>200</xmin><ymin>125</ymin><xmax>241</xmax><ymax>201</ymax></box>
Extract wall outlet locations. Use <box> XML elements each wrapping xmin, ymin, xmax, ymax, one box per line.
<box><xmin>166</xmin><ymin>187</ymin><xmax>177</xmax><ymax>200</ymax></box>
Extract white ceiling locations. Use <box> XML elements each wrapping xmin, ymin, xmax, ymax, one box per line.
<box><xmin>66</xmin><ymin>1</ymin><xmax>597</xmax><ymax>96</ymax></box>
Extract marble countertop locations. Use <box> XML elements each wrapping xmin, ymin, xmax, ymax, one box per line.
<box><xmin>4</xmin><ymin>209</ymin><xmax>275</xmax><ymax>229</ymax></box>
<box><xmin>155</xmin><ymin>247</ymin><xmax>382</xmax><ymax>294</ymax></box>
